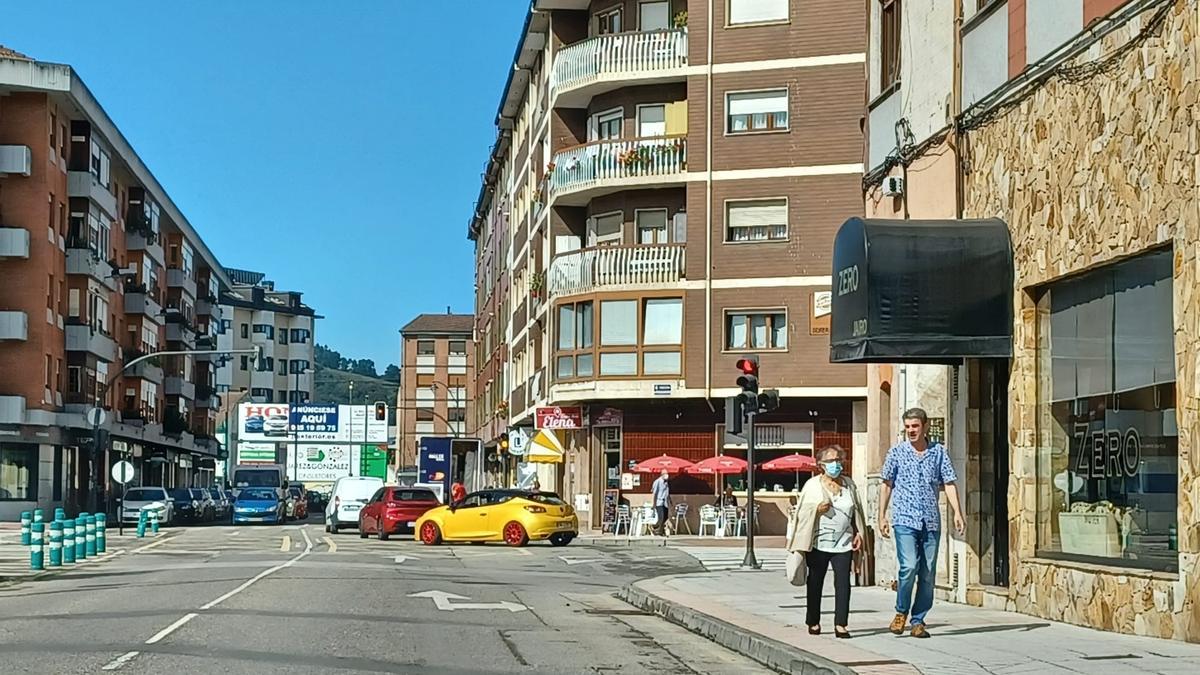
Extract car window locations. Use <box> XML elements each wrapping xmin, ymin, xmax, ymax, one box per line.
<box><xmin>487</xmin><ymin>492</ymin><xmax>516</xmax><ymax>505</ymax></box>
<box><xmin>368</xmin><ymin>487</ymin><xmax>386</xmax><ymax>502</ymax></box>
<box><xmin>457</xmin><ymin>494</ymin><xmax>484</xmax><ymax>508</ymax></box>
<box><xmin>123</xmin><ymin>488</ymin><xmax>162</xmax><ymax>501</ymax></box>
<box><xmin>169</xmin><ymin>489</ymin><xmax>192</xmax><ymax>500</ymax></box>
<box><xmin>240</xmin><ymin>488</ymin><xmax>278</xmax><ymax>500</ymax></box>
<box><xmin>526</xmin><ymin>492</ymin><xmax>566</xmax><ymax>506</ymax></box>
<box><xmin>393</xmin><ymin>489</ymin><xmax>437</xmax><ymax>502</ymax></box>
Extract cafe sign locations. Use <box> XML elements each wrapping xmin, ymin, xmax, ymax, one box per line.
<box><xmin>535</xmin><ymin>406</ymin><xmax>583</xmax><ymax>430</ymax></box>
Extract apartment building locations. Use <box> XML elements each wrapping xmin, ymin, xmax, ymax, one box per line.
<box><xmin>397</xmin><ymin>313</ymin><xmax>472</xmax><ymax>467</ymax></box>
<box><xmin>0</xmin><ymin>46</ymin><xmax>229</xmax><ymax>519</ymax></box>
<box><xmin>835</xmin><ymin>0</ymin><xmax>1198</xmax><ymax>641</ymax></box>
<box><xmin>469</xmin><ymin>0</ymin><xmax>867</xmax><ymax>532</ymax></box>
<box><xmin>215</xmin><ymin>268</ymin><xmax>316</xmax><ymax>405</ymax></box>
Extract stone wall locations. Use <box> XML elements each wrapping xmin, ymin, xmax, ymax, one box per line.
<box><xmin>962</xmin><ymin>0</ymin><xmax>1200</xmax><ymax>641</ymax></box>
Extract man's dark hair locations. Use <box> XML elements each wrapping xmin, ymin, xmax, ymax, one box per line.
<box><xmin>902</xmin><ymin>407</ymin><xmax>929</xmax><ymax>424</ymax></box>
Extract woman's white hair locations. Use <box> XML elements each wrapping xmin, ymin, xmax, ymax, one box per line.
<box><xmin>816</xmin><ymin>445</ymin><xmax>844</xmax><ymax>462</ymax></box>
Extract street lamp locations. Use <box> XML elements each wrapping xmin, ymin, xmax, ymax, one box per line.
<box><xmin>426</xmin><ymin>381</ymin><xmax>463</xmax><ymax>438</ymax></box>
<box><xmin>291</xmin><ymin>363</ymin><xmax>308</xmax><ymax>482</ymax></box>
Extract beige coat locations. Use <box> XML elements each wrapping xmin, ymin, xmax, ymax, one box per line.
<box><xmin>786</xmin><ymin>475</ymin><xmax>868</xmax><ymax>553</ymax></box>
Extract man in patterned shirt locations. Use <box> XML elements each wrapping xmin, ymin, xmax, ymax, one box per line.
<box><xmin>877</xmin><ymin>407</ymin><xmax>965</xmax><ymax>638</ymax></box>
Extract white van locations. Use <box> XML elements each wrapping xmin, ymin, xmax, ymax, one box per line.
<box><xmin>325</xmin><ymin>476</ymin><xmax>384</xmax><ymax>534</ymax></box>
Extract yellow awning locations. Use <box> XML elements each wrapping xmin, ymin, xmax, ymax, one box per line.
<box><xmin>526</xmin><ymin>429</ymin><xmax>564</xmax><ymax>464</ymax></box>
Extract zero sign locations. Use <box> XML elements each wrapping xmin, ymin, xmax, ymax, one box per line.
<box><xmin>111</xmin><ymin>460</ymin><xmax>135</xmax><ymax>485</ymax></box>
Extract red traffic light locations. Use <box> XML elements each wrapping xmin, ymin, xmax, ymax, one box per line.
<box><xmin>736</xmin><ymin>357</ymin><xmax>758</xmax><ymax>375</ymax></box>
<box><xmin>374</xmin><ymin>402</ymin><xmax>387</xmax><ymax>421</ymax></box>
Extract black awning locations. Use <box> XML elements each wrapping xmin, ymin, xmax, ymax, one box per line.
<box><xmin>830</xmin><ymin>217</ymin><xmax>1013</xmax><ymax>364</ymax></box>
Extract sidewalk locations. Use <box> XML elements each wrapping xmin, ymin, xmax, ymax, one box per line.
<box><xmin>621</xmin><ymin>561</ymin><xmax>1200</xmax><ymax>675</ymax></box>
<box><xmin>0</xmin><ymin>523</ymin><xmax>173</xmax><ymax>583</ymax></box>
<box><xmin>577</xmin><ymin>529</ymin><xmax>787</xmax><ymax>549</ymax></box>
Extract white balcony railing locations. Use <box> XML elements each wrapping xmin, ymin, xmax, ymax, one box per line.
<box><xmin>548</xmin><ymin>136</ymin><xmax>686</xmax><ymax>198</ymax></box>
<box><xmin>548</xmin><ymin>244</ymin><xmax>685</xmax><ymax>298</ymax></box>
<box><xmin>551</xmin><ymin>29</ymin><xmax>688</xmax><ymax>99</ymax></box>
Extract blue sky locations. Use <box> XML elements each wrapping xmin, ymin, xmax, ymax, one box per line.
<box><xmin>3</xmin><ymin>1</ymin><xmax>527</xmax><ymax>370</ymax></box>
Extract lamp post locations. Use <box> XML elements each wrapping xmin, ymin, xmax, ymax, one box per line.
<box><xmin>221</xmin><ymin>387</ymin><xmax>250</xmax><ymax>483</ymax></box>
<box><xmin>427</xmin><ymin>381</ymin><xmax>463</xmax><ymax>438</ymax></box>
<box><xmin>291</xmin><ymin>364</ymin><xmax>307</xmax><ymax>483</ymax></box>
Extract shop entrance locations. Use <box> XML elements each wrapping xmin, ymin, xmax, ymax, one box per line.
<box><xmin>978</xmin><ymin>359</ymin><xmax>1010</xmax><ymax>587</ymax></box>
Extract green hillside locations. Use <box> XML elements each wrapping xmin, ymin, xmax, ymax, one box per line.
<box><xmin>312</xmin><ymin>366</ymin><xmax>398</xmax><ymax>424</ymax></box>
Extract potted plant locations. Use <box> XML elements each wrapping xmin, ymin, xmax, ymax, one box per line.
<box><xmin>530</xmin><ymin>271</ymin><xmax>546</xmax><ymax>300</ymax></box>
<box><xmin>674</xmin><ymin>10</ymin><xmax>687</xmax><ymax>28</ymax></box>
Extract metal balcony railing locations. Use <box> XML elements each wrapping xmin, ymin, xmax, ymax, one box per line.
<box><xmin>551</xmin><ymin>29</ymin><xmax>687</xmax><ymax>99</ymax></box>
<box><xmin>548</xmin><ymin>244</ymin><xmax>685</xmax><ymax>298</ymax></box>
<box><xmin>548</xmin><ymin>136</ymin><xmax>686</xmax><ymax>198</ymax></box>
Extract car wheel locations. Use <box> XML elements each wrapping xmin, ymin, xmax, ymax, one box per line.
<box><xmin>378</xmin><ymin>525</ymin><xmax>389</xmax><ymax>541</ymax></box>
<box><xmin>329</xmin><ymin>518</ymin><xmax>339</xmax><ymax>535</ymax></box>
<box><xmin>419</xmin><ymin>521</ymin><xmax>442</xmax><ymax>546</ymax></box>
<box><xmin>549</xmin><ymin>533</ymin><xmax>574</xmax><ymax>547</ymax></box>
<box><xmin>502</xmin><ymin>521</ymin><xmax>529</xmax><ymax>547</ymax></box>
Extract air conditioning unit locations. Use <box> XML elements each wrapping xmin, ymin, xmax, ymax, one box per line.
<box><xmin>882</xmin><ymin>176</ymin><xmax>905</xmax><ymax>197</ymax></box>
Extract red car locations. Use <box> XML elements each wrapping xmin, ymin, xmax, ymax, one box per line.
<box><xmin>359</xmin><ymin>486</ymin><xmax>441</xmax><ymax>540</ymax></box>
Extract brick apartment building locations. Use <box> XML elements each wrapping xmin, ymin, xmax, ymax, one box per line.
<box><xmin>468</xmin><ymin>0</ymin><xmax>867</xmax><ymax>532</ymax></box>
<box><xmin>397</xmin><ymin>312</ymin><xmax>473</xmax><ymax>467</ymax></box>
<box><xmin>0</xmin><ymin>47</ymin><xmax>228</xmax><ymax>518</ymax></box>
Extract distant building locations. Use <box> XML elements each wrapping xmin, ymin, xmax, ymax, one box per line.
<box><xmin>397</xmin><ymin>312</ymin><xmax>473</xmax><ymax>466</ymax></box>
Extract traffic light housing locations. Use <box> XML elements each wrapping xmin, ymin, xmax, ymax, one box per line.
<box><xmin>757</xmin><ymin>389</ymin><xmax>780</xmax><ymax>413</ymax></box>
<box><xmin>374</xmin><ymin>401</ymin><xmax>387</xmax><ymax>421</ymax></box>
<box><xmin>736</xmin><ymin>356</ymin><xmax>759</xmax><ymax>394</ymax></box>
<box><xmin>725</xmin><ymin>395</ymin><xmax>744</xmax><ymax>436</ymax></box>
<box><xmin>499</xmin><ymin>433</ymin><xmax>510</xmax><ymax>453</ymax></box>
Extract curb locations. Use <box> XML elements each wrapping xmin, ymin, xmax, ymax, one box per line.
<box><xmin>619</xmin><ymin>580</ymin><xmax>855</xmax><ymax>675</ymax></box>
<box><xmin>577</xmin><ymin>536</ymin><xmax>669</xmax><ymax>547</ymax></box>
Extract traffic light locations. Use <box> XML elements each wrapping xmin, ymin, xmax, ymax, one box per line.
<box><xmin>736</xmin><ymin>355</ymin><xmax>759</xmax><ymax>407</ymax></box>
<box><xmin>374</xmin><ymin>401</ymin><xmax>387</xmax><ymax>421</ymax></box>
<box><xmin>725</xmin><ymin>394</ymin><xmax>744</xmax><ymax>436</ymax></box>
<box><xmin>499</xmin><ymin>433</ymin><xmax>510</xmax><ymax>453</ymax></box>
<box><xmin>757</xmin><ymin>389</ymin><xmax>780</xmax><ymax>413</ymax></box>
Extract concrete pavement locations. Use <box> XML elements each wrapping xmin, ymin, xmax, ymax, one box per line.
<box><xmin>0</xmin><ymin>517</ymin><xmax>770</xmax><ymax>674</ymax></box>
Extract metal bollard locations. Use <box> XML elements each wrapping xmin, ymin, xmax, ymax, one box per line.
<box><xmin>63</xmin><ymin>517</ymin><xmax>76</xmax><ymax>564</ymax></box>
<box><xmin>150</xmin><ymin>510</ymin><xmax>160</xmax><ymax>534</ymax></box>
<box><xmin>75</xmin><ymin>515</ymin><xmax>87</xmax><ymax>560</ymax></box>
<box><xmin>95</xmin><ymin>513</ymin><xmax>107</xmax><ymax>554</ymax></box>
<box><xmin>30</xmin><ymin>522</ymin><xmax>44</xmax><ymax>570</ymax></box>
<box><xmin>49</xmin><ymin>520</ymin><xmax>63</xmax><ymax>567</ymax></box>
<box><xmin>84</xmin><ymin>515</ymin><xmax>97</xmax><ymax>558</ymax></box>
<box><xmin>20</xmin><ymin>511</ymin><xmax>31</xmax><ymax>546</ymax></box>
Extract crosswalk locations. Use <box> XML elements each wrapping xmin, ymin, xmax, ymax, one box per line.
<box><xmin>674</xmin><ymin>545</ymin><xmax>788</xmax><ymax>572</ymax></box>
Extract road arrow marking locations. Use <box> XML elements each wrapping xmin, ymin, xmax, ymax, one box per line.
<box><xmin>408</xmin><ymin>590</ymin><xmax>528</xmax><ymax>612</ymax></box>
<box><xmin>558</xmin><ymin>556</ymin><xmax>603</xmax><ymax>565</ymax></box>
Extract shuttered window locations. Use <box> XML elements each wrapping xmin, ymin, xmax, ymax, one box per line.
<box><xmin>729</xmin><ymin>0</ymin><xmax>789</xmax><ymax>25</ymax></box>
<box><xmin>727</xmin><ymin>199</ymin><xmax>788</xmax><ymax>242</ymax></box>
<box><xmin>727</xmin><ymin>90</ymin><xmax>789</xmax><ymax>133</ymax></box>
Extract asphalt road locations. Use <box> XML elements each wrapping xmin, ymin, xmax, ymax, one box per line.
<box><xmin>0</xmin><ymin>517</ymin><xmax>770</xmax><ymax>674</ymax></box>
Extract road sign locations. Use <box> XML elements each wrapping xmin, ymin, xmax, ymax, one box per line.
<box><xmin>111</xmin><ymin>461</ymin><xmax>135</xmax><ymax>484</ymax></box>
<box><xmin>508</xmin><ymin>428</ymin><xmax>529</xmax><ymax>456</ymax></box>
<box><xmin>86</xmin><ymin>407</ymin><xmax>106</xmax><ymax>426</ymax></box>
<box><xmin>408</xmin><ymin>590</ymin><xmax>527</xmax><ymax>612</ymax></box>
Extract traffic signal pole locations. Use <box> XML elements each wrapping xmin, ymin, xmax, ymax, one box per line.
<box><xmin>742</xmin><ymin>409</ymin><xmax>760</xmax><ymax>569</ymax></box>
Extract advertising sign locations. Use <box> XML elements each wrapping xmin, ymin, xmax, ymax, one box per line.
<box><xmin>811</xmin><ymin>290</ymin><xmax>832</xmax><ymax>335</ymax></box>
<box><xmin>592</xmin><ymin>407</ymin><xmax>623</xmax><ymax>427</ymax></box>
<box><xmin>237</xmin><ymin>442</ymin><xmax>278</xmax><ymax>464</ymax></box>
<box><xmin>286</xmin><ymin>444</ymin><xmax>354</xmax><ymax>482</ymax></box>
<box><xmin>535</xmin><ymin>406</ymin><xmax>583</xmax><ymax>429</ymax></box>
<box><xmin>508</xmin><ymin>428</ymin><xmax>529</xmax><ymax>456</ymax></box>
<box><xmin>238</xmin><ymin>403</ymin><xmax>387</xmax><ymax>443</ymax></box>
<box><xmin>419</xmin><ymin>437</ymin><xmax>452</xmax><ymax>494</ymax></box>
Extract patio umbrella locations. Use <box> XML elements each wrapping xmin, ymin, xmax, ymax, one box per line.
<box><xmin>759</xmin><ymin>453</ymin><xmax>817</xmax><ymax>490</ymax></box>
<box><xmin>632</xmin><ymin>454</ymin><xmax>695</xmax><ymax>474</ymax></box>
<box><xmin>525</xmin><ymin>429</ymin><xmax>565</xmax><ymax>464</ymax></box>
<box><xmin>686</xmin><ymin>455</ymin><xmax>748</xmax><ymax>475</ymax></box>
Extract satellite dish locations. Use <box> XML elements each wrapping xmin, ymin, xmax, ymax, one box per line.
<box><xmin>1053</xmin><ymin>471</ymin><xmax>1084</xmax><ymax>495</ymax></box>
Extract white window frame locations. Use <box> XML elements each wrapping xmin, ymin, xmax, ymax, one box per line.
<box><xmin>594</xmin><ymin>4</ymin><xmax>624</xmax><ymax>36</ymax></box>
<box><xmin>724</xmin><ymin>308</ymin><xmax>789</xmax><ymax>352</ymax></box>
<box><xmin>639</xmin><ymin>0</ymin><xmax>672</xmax><ymax>31</ymax></box>
<box><xmin>635</xmin><ymin>103</ymin><xmax>668</xmax><ymax>140</ymax></box>
<box><xmin>588</xmin><ymin>210</ymin><xmax>625</xmax><ymax>247</ymax></box>
<box><xmin>589</xmin><ymin>107</ymin><xmax>624</xmax><ymax>142</ymax></box>
<box><xmin>724</xmin><ymin>197</ymin><xmax>789</xmax><ymax>243</ymax></box>
<box><xmin>725</xmin><ymin>88</ymin><xmax>790</xmax><ymax>135</ymax></box>
<box><xmin>634</xmin><ymin>208</ymin><xmax>672</xmax><ymax>245</ymax></box>
<box><xmin>727</xmin><ymin>0</ymin><xmax>790</xmax><ymax>27</ymax></box>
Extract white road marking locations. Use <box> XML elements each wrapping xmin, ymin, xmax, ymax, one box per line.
<box><xmin>145</xmin><ymin>613</ymin><xmax>198</xmax><ymax>645</ymax></box>
<box><xmin>514</xmin><ymin>547</ymin><xmax>532</xmax><ymax>556</ymax></box>
<box><xmin>227</xmin><ymin>530</ymin><xmax>242</xmax><ymax>537</ymax></box>
<box><xmin>408</xmin><ymin>590</ymin><xmax>528</xmax><ymax>612</ymax></box>
<box><xmin>558</xmin><ymin>556</ymin><xmax>603</xmax><ymax>565</ymax></box>
<box><xmin>130</xmin><ymin>537</ymin><xmax>173</xmax><ymax>554</ymax></box>
<box><xmin>199</xmin><ymin>527</ymin><xmax>314</xmax><ymax>611</ymax></box>
<box><xmin>101</xmin><ymin>651</ymin><xmax>140</xmax><ymax>671</ymax></box>
<box><xmin>279</xmin><ymin>535</ymin><xmax>291</xmax><ymax>552</ymax></box>
<box><xmin>322</xmin><ymin>536</ymin><xmax>337</xmax><ymax>553</ymax></box>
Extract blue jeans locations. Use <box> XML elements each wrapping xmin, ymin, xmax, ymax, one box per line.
<box><xmin>894</xmin><ymin>524</ymin><xmax>940</xmax><ymax>625</ymax></box>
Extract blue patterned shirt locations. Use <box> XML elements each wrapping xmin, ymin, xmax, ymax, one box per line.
<box><xmin>881</xmin><ymin>441</ymin><xmax>957</xmax><ymax>531</ymax></box>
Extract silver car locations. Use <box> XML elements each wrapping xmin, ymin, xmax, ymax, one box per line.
<box><xmin>120</xmin><ymin>486</ymin><xmax>174</xmax><ymax>524</ymax></box>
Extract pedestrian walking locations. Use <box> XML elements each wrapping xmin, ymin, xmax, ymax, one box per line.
<box><xmin>651</xmin><ymin>469</ymin><xmax>671</xmax><ymax>536</ymax></box>
<box><xmin>787</xmin><ymin>444</ymin><xmax>865</xmax><ymax>638</ymax></box>
<box><xmin>877</xmin><ymin>407</ymin><xmax>965</xmax><ymax>638</ymax></box>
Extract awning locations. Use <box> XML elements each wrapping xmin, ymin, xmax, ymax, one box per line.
<box><xmin>525</xmin><ymin>430</ymin><xmax>564</xmax><ymax>464</ymax></box>
<box><xmin>830</xmin><ymin>217</ymin><xmax>1013</xmax><ymax>363</ymax></box>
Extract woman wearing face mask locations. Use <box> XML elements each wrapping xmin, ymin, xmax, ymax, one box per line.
<box><xmin>788</xmin><ymin>444</ymin><xmax>866</xmax><ymax>638</ymax></box>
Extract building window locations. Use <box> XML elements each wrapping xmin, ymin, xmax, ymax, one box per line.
<box><xmin>587</xmin><ymin>212</ymin><xmax>624</xmax><ymax>247</ymax></box>
<box><xmin>636</xmin><ymin>209</ymin><xmax>671</xmax><ymax>244</ymax></box>
<box><xmin>725</xmin><ymin>310</ymin><xmax>788</xmax><ymax>350</ymax></box>
<box><xmin>241</xmin><ymin>323</ymin><xmax>249</xmax><ymax>339</ymax></box>
<box><xmin>728</xmin><ymin>0</ymin><xmax>789</xmax><ymax>26</ymax></box>
<box><xmin>289</xmin><ymin>328</ymin><xmax>310</xmax><ymax>343</ymax></box>
<box><xmin>252</xmin><ymin>324</ymin><xmax>274</xmax><ymax>339</ymax></box>
<box><xmin>240</xmin><ymin>355</ymin><xmax>249</xmax><ymax>371</ymax></box>
<box><xmin>1036</xmin><ymin>249</ymin><xmax>1177</xmax><ymax>572</ymax></box>
<box><xmin>417</xmin><ymin>340</ymin><xmax>435</xmax><ymax>356</ymax></box>
<box><xmin>639</xmin><ymin>1</ymin><xmax>671</xmax><ymax>30</ymax></box>
<box><xmin>637</xmin><ymin>104</ymin><xmax>666</xmax><ymax>138</ymax></box>
<box><xmin>279</xmin><ymin>329</ymin><xmax>288</xmax><ymax>344</ymax></box>
<box><xmin>596</xmin><ymin>6</ymin><xmax>622</xmax><ymax>34</ymax></box>
<box><xmin>278</xmin><ymin>361</ymin><xmax>287</xmax><ymax>376</ymax></box>
<box><xmin>880</xmin><ymin>0</ymin><xmax>902</xmax><ymax>89</ymax></box>
<box><xmin>416</xmin><ymin>409</ymin><xmax>435</xmax><ymax>422</ymax></box>
<box><xmin>556</xmin><ymin>301</ymin><xmax>595</xmax><ymax>380</ymax></box>
<box><xmin>449</xmin><ymin>340</ymin><xmax>467</xmax><ymax>355</ymax></box>
<box><xmin>0</xmin><ymin>445</ymin><xmax>39</xmax><ymax>501</ymax></box>
<box><xmin>592</xmin><ymin>109</ymin><xmax>623</xmax><ymax>142</ymax></box>
<box><xmin>600</xmin><ymin>300</ymin><xmax>638</xmax><ymax>347</ymax></box>
<box><xmin>448</xmin><ymin>408</ymin><xmax>466</xmax><ymax>423</ymax></box>
<box><xmin>642</xmin><ymin>298</ymin><xmax>682</xmax><ymax>375</ymax></box>
<box><xmin>726</xmin><ymin>199</ymin><xmax>787</xmax><ymax>242</ymax></box>
<box><xmin>727</xmin><ymin>90</ymin><xmax>789</xmax><ymax>133</ymax></box>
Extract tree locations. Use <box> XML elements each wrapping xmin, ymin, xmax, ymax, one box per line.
<box><xmin>383</xmin><ymin>364</ymin><xmax>401</xmax><ymax>382</ymax></box>
<box><xmin>314</xmin><ymin>343</ymin><xmax>342</xmax><ymax>370</ymax></box>
<box><xmin>351</xmin><ymin>359</ymin><xmax>378</xmax><ymax>378</ymax></box>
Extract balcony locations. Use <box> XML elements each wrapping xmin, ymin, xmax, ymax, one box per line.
<box><xmin>194</xmin><ymin>385</ymin><xmax>219</xmax><ymax>409</ymax></box>
<box><xmin>0</xmin><ymin>395</ymin><xmax>25</xmax><ymax>424</ymax></box>
<box><xmin>165</xmin><ymin>376</ymin><xmax>196</xmax><ymax>400</ymax></box>
<box><xmin>0</xmin><ymin>145</ymin><xmax>32</xmax><ymax>176</ymax></box>
<box><xmin>0</xmin><ymin>311</ymin><xmax>28</xmax><ymax>341</ymax></box>
<box><xmin>167</xmin><ymin>268</ymin><xmax>198</xmax><ymax>298</ymax></box>
<box><xmin>165</xmin><ymin>321</ymin><xmax>197</xmax><ymax>346</ymax></box>
<box><xmin>127</xmin><ymin>356</ymin><xmax>164</xmax><ymax>384</ymax></box>
<box><xmin>124</xmin><ymin>290</ymin><xmax>164</xmax><ymax>320</ymax></box>
<box><xmin>548</xmin><ymin>137</ymin><xmax>686</xmax><ymax>206</ymax></box>
<box><xmin>66</xmin><ymin>323</ymin><xmax>118</xmax><ymax>362</ymax></box>
<box><xmin>126</xmin><ymin>229</ymin><xmax>164</xmax><ymax>265</ymax></box>
<box><xmin>68</xmin><ymin>171</ymin><xmax>118</xmax><ymax>219</ymax></box>
<box><xmin>0</xmin><ymin>227</ymin><xmax>30</xmax><ymax>258</ymax></box>
<box><xmin>547</xmin><ymin>244</ymin><xmax>685</xmax><ymax>299</ymax></box>
<box><xmin>196</xmin><ymin>294</ymin><xmax>221</xmax><ymax>319</ymax></box>
<box><xmin>550</xmin><ymin>29</ymin><xmax>688</xmax><ymax>108</ymax></box>
<box><xmin>66</xmin><ymin>246</ymin><xmax>119</xmax><ymax>292</ymax></box>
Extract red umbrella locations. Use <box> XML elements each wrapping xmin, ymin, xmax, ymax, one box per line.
<box><xmin>633</xmin><ymin>454</ymin><xmax>696</xmax><ymax>474</ymax></box>
<box><xmin>759</xmin><ymin>453</ymin><xmax>817</xmax><ymax>471</ymax></box>
<box><xmin>686</xmin><ymin>455</ymin><xmax>748</xmax><ymax>475</ymax></box>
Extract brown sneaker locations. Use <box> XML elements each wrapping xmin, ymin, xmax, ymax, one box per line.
<box><xmin>910</xmin><ymin>623</ymin><xmax>931</xmax><ymax>638</ymax></box>
<box><xmin>889</xmin><ymin>613</ymin><xmax>907</xmax><ymax>635</ymax></box>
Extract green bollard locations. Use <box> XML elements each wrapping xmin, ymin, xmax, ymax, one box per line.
<box><xmin>20</xmin><ymin>511</ymin><xmax>31</xmax><ymax>546</ymax></box>
<box><xmin>84</xmin><ymin>515</ymin><xmax>96</xmax><ymax>557</ymax></box>
<box><xmin>150</xmin><ymin>510</ymin><xmax>160</xmax><ymax>534</ymax></box>
<box><xmin>49</xmin><ymin>520</ymin><xmax>63</xmax><ymax>567</ymax></box>
<box><xmin>95</xmin><ymin>513</ymin><xmax>107</xmax><ymax>554</ymax></box>
<box><xmin>63</xmin><ymin>518</ymin><xmax>76</xmax><ymax>564</ymax></box>
<box><xmin>30</xmin><ymin>522</ymin><xmax>44</xmax><ymax>570</ymax></box>
<box><xmin>136</xmin><ymin>510</ymin><xmax>147</xmax><ymax>538</ymax></box>
<box><xmin>33</xmin><ymin>508</ymin><xmax>44</xmax><ymax>524</ymax></box>
<box><xmin>74</xmin><ymin>516</ymin><xmax>87</xmax><ymax>560</ymax></box>
<box><xmin>54</xmin><ymin>508</ymin><xmax>66</xmax><ymax>522</ymax></box>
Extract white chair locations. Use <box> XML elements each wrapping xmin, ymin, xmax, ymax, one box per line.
<box><xmin>698</xmin><ymin>505</ymin><xmax>721</xmax><ymax>537</ymax></box>
<box><xmin>613</xmin><ymin>505</ymin><xmax>633</xmax><ymax>536</ymax></box>
<box><xmin>722</xmin><ymin>505</ymin><xmax>744</xmax><ymax>537</ymax></box>
<box><xmin>638</xmin><ymin>504</ymin><xmax>658</xmax><ymax>537</ymax></box>
<box><xmin>673</xmin><ymin>503</ymin><xmax>691</xmax><ymax>535</ymax></box>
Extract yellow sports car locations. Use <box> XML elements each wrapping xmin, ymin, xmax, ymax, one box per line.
<box><xmin>415</xmin><ymin>489</ymin><xmax>578</xmax><ymax>547</ymax></box>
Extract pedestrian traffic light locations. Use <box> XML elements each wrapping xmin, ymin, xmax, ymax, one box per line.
<box><xmin>374</xmin><ymin>401</ymin><xmax>387</xmax><ymax>421</ymax></box>
<box><xmin>757</xmin><ymin>389</ymin><xmax>780</xmax><ymax>413</ymax></box>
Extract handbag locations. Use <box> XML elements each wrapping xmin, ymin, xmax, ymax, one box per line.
<box><xmin>785</xmin><ymin>550</ymin><xmax>808</xmax><ymax>586</ymax></box>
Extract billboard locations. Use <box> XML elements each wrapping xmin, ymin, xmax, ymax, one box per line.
<box><xmin>419</xmin><ymin>437</ymin><xmax>452</xmax><ymax>493</ymax></box>
<box><xmin>286</xmin><ymin>444</ymin><xmax>356</xmax><ymax>482</ymax></box>
<box><xmin>238</xmin><ymin>403</ymin><xmax>387</xmax><ymax>444</ymax></box>
<box><xmin>237</xmin><ymin>442</ymin><xmax>278</xmax><ymax>464</ymax></box>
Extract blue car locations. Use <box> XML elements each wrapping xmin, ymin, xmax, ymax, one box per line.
<box><xmin>244</xmin><ymin>415</ymin><xmax>265</xmax><ymax>434</ymax></box>
<box><xmin>233</xmin><ymin>487</ymin><xmax>284</xmax><ymax>524</ymax></box>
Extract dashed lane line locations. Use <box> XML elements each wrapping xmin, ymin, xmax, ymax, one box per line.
<box><xmin>100</xmin><ymin>651</ymin><xmax>140</xmax><ymax>671</ymax></box>
<box><xmin>279</xmin><ymin>535</ymin><xmax>291</xmax><ymax>552</ymax></box>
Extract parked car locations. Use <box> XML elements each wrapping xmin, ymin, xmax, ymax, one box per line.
<box><xmin>415</xmin><ymin>490</ymin><xmax>578</xmax><ymax>547</ymax></box>
<box><xmin>325</xmin><ymin>476</ymin><xmax>384</xmax><ymax>534</ymax></box>
<box><xmin>191</xmin><ymin>487</ymin><xmax>217</xmax><ymax>522</ymax></box>
<box><xmin>287</xmin><ymin>485</ymin><xmax>308</xmax><ymax>520</ymax></box>
<box><xmin>168</xmin><ymin>488</ymin><xmax>202</xmax><ymax>522</ymax></box>
<box><xmin>264</xmin><ymin>414</ymin><xmax>289</xmax><ymax>436</ymax></box>
<box><xmin>244</xmin><ymin>415</ymin><xmax>265</xmax><ymax>434</ymax></box>
<box><xmin>359</xmin><ymin>486</ymin><xmax>440</xmax><ymax>540</ymax></box>
<box><xmin>208</xmin><ymin>487</ymin><xmax>232</xmax><ymax>520</ymax></box>
<box><xmin>307</xmin><ymin>490</ymin><xmax>326</xmax><ymax>513</ymax></box>
<box><xmin>233</xmin><ymin>487</ymin><xmax>285</xmax><ymax>525</ymax></box>
<box><xmin>120</xmin><ymin>486</ymin><xmax>173</xmax><ymax>525</ymax></box>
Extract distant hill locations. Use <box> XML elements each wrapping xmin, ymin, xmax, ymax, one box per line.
<box><xmin>313</xmin><ymin>366</ymin><xmax>397</xmax><ymax>424</ymax></box>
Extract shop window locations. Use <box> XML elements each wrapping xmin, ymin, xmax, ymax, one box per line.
<box><xmin>1036</xmin><ymin>249</ymin><xmax>1177</xmax><ymax>571</ymax></box>
<box><xmin>0</xmin><ymin>445</ymin><xmax>39</xmax><ymax>501</ymax></box>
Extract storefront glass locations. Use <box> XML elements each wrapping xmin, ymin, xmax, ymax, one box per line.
<box><xmin>1036</xmin><ymin>249</ymin><xmax>1178</xmax><ymax>571</ymax></box>
<box><xmin>0</xmin><ymin>445</ymin><xmax>39</xmax><ymax>500</ymax></box>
